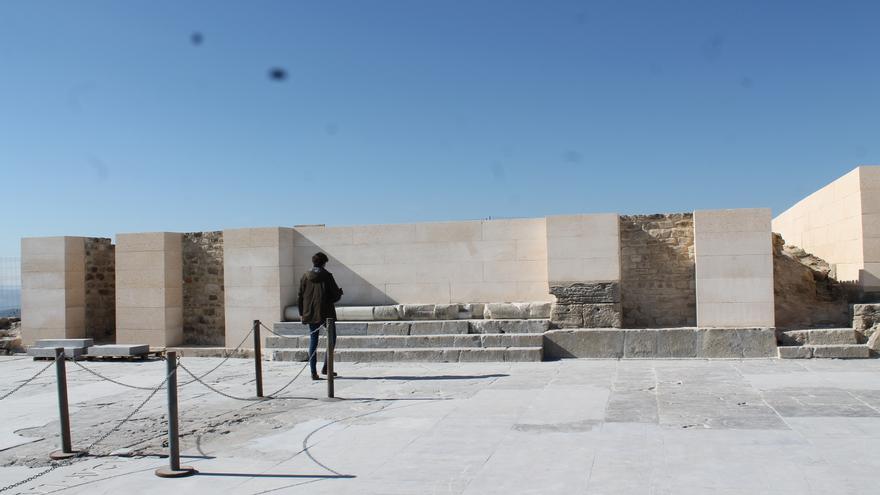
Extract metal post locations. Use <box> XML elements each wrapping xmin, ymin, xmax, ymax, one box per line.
<box><xmin>155</xmin><ymin>351</ymin><xmax>195</xmax><ymax>478</ymax></box>
<box><xmin>253</xmin><ymin>320</ymin><xmax>263</xmax><ymax>398</ymax></box>
<box><xmin>326</xmin><ymin>318</ymin><xmax>336</xmax><ymax>399</ymax></box>
<box><xmin>50</xmin><ymin>347</ymin><xmax>77</xmax><ymax>460</ymax></box>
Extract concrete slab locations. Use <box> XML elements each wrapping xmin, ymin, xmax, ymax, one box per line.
<box><xmin>85</xmin><ymin>344</ymin><xmax>150</xmax><ymax>357</ymax></box>
<box><xmin>32</xmin><ymin>338</ymin><xmax>93</xmax><ymax>348</ymax></box>
<box><xmin>26</xmin><ymin>346</ymin><xmax>86</xmax><ymax>359</ymax></box>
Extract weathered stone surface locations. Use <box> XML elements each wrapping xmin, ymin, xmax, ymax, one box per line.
<box><xmin>84</xmin><ymin>237</ymin><xmax>116</xmax><ymax>343</ymax></box>
<box><xmin>778</xmin><ymin>346</ymin><xmax>812</xmax><ymax>359</ymax></box>
<box><xmin>400</xmin><ymin>304</ymin><xmax>460</xmax><ymax>320</ymax></box>
<box><xmin>86</xmin><ymin>344</ymin><xmax>150</xmax><ymax>357</ymax></box>
<box><xmin>773</xmin><ymin>233</ymin><xmax>852</xmax><ymax>329</ymax></box>
<box><xmin>334</xmin><ymin>322</ymin><xmax>369</xmax><ymax>336</ymax></box>
<box><xmin>485</xmin><ymin>303</ymin><xmax>530</xmax><ymax>319</ymax></box>
<box><xmin>852</xmin><ymin>303</ymin><xmax>880</xmax><ymax>339</ymax></box>
<box><xmin>550</xmin><ymin>303</ymin><xmax>584</xmax><ymax>328</ymax></box>
<box><xmin>434</xmin><ymin>304</ymin><xmax>460</xmax><ymax>320</ymax></box>
<box><xmin>372</xmin><ymin>305</ymin><xmax>400</xmax><ymax>321</ymax></box>
<box><xmin>464</xmin><ymin>303</ymin><xmax>485</xmax><ymax>319</ymax></box>
<box><xmin>620</xmin><ymin>214</ymin><xmax>696</xmax><ymax>328</ymax></box>
<box><xmin>779</xmin><ymin>329</ymin><xmax>857</xmax><ymax>346</ymax></box>
<box><xmin>582</xmin><ymin>304</ymin><xmax>622</xmax><ymax>328</ymax></box>
<box><xmin>28</xmin><ymin>347</ymin><xmax>87</xmax><ymax>359</ymax></box>
<box><xmin>811</xmin><ymin>345</ymin><xmax>871</xmax><ymax>359</ymax></box>
<box><xmin>366</xmin><ymin>322</ymin><xmax>410</xmax><ymax>336</ymax></box>
<box><xmin>867</xmin><ymin>332</ymin><xmax>880</xmax><ymax>353</ymax></box>
<box><xmin>528</xmin><ymin>302</ymin><xmax>551</xmax><ymax>319</ymax></box>
<box><xmin>469</xmin><ymin>319</ymin><xmax>549</xmax><ymax>335</ymax></box>
<box><xmin>543</xmin><ymin>329</ymin><xmax>624</xmax><ymax>359</ymax></box>
<box><xmin>34</xmin><ymin>338</ymin><xmax>94</xmax><ymax>348</ymax></box>
<box><xmin>655</xmin><ymin>328</ymin><xmax>699</xmax><ymax>358</ymax></box>
<box><xmin>701</xmin><ymin>328</ymin><xmax>777</xmax><ymax>358</ymax></box>
<box><xmin>408</xmin><ymin>320</ymin><xmax>469</xmax><ymax>335</ymax></box>
<box><xmin>182</xmin><ymin>231</ymin><xmax>224</xmax><ymax>345</ymax></box>
<box><xmin>550</xmin><ymin>282</ymin><xmax>619</xmax><ymax>305</ymax></box>
<box><xmin>622</xmin><ymin>329</ymin><xmax>657</xmax><ymax>358</ymax></box>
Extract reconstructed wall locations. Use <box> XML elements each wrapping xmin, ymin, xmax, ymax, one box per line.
<box><xmin>116</xmin><ymin>232</ymin><xmax>184</xmax><ymax>346</ymax></box>
<box><xmin>546</xmin><ymin>214</ymin><xmax>621</xmax><ymax>328</ymax></box>
<box><xmin>84</xmin><ymin>238</ymin><xmax>115</xmax><ymax>343</ymax></box>
<box><xmin>20</xmin><ymin>237</ymin><xmax>86</xmax><ymax>344</ymax></box>
<box><xmin>619</xmin><ymin>214</ymin><xmax>696</xmax><ymax>327</ymax></box>
<box><xmin>694</xmin><ymin>209</ymin><xmax>775</xmax><ymax>327</ymax></box>
<box><xmin>291</xmin><ymin>219</ymin><xmax>550</xmax><ymax>305</ymax></box>
<box><xmin>773</xmin><ymin>166</ymin><xmax>880</xmax><ymax>291</ymax></box>
<box><xmin>182</xmin><ymin>231</ymin><xmax>225</xmax><ymax>345</ymax></box>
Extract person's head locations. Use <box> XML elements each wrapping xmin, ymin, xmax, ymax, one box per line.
<box><xmin>312</xmin><ymin>252</ymin><xmax>329</xmax><ymax>267</ymax></box>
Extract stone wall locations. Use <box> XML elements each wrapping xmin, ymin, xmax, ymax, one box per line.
<box><xmin>84</xmin><ymin>238</ymin><xmax>115</xmax><ymax>343</ymax></box>
<box><xmin>619</xmin><ymin>214</ymin><xmax>696</xmax><ymax>328</ymax></box>
<box><xmin>183</xmin><ymin>231</ymin><xmax>225</xmax><ymax>345</ymax></box>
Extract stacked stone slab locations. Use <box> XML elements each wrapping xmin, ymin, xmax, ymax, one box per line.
<box><xmin>776</xmin><ymin>328</ymin><xmax>871</xmax><ymax>359</ymax></box>
<box><xmin>269</xmin><ymin>319</ymin><xmax>547</xmax><ymax>362</ymax></box>
<box><xmin>27</xmin><ymin>338</ymin><xmax>93</xmax><ymax>359</ymax></box>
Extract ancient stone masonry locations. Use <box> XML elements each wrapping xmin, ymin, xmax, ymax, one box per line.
<box><xmin>84</xmin><ymin>237</ymin><xmax>115</xmax><ymax>343</ymax></box>
<box><xmin>773</xmin><ymin>233</ymin><xmax>851</xmax><ymax>329</ymax></box>
<box><xmin>619</xmin><ymin>214</ymin><xmax>695</xmax><ymax>328</ymax></box>
<box><xmin>183</xmin><ymin>231</ymin><xmax>225</xmax><ymax>345</ymax></box>
<box><xmin>549</xmin><ymin>282</ymin><xmax>621</xmax><ymax>328</ymax></box>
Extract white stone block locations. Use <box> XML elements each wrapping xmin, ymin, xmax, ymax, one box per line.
<box><xmin>415</xmin><ymin>221</ymin><xmax>482</xmax><ymax>242</ymax></box>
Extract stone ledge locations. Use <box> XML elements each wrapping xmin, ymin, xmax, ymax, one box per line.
<box><xmin>543</xmin><ymin>327</ymin><xmax>777</xmax><ymax>359</ymax></box>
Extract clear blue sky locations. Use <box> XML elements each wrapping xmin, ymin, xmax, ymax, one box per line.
<box><xmin>1</xmin><ymin>0</ymin><xmax>878</xmax><ymax>257</ymax></box>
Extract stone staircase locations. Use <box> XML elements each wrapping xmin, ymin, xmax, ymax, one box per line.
<box><xmin>267</xmin><ymin>320</ymin><xmax>547</xmax><ymax>362</ymax></box>
<box><xmin>777</xmin><ymin>328</ymin><xmax>871</xmax><ymax>359</ymax></box>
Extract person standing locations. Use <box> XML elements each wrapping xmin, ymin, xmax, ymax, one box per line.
<box><xmin>297</xmin><ymin>252</ymin><xmax>344</xmax><ymax>380</ymax></box>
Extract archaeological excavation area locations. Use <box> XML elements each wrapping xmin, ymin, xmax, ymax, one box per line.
<box><xmin>19</xmin><ymin>166</ymin><xmax>880</xmax><ymax>362</ymax></box>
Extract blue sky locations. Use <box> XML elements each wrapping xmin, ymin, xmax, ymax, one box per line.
<box><xmin>1</xmin><ymin>0</ymin><xmax>878</xmax><ymax>257</ymax></box>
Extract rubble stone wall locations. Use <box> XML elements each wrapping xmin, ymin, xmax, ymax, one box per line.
<box><xmin>84</xmin><ymin>238</ymin><xmax>115</xmax><ymax>343</ymax></box>
<box><xmin>183</xmin><ymin>231</ymin><xmax>225</xmax><ymax>345</ymax></box>
<box><xmin>619</xmin><ymin>214</ymin><xmax>696</xmax><ymax>328</ymax></box>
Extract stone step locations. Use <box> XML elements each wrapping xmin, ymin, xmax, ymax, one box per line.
<box><xmin>271</xmin><ymin>347</ymin><xmax>543</xmax><ymax>362</ymax></box>
<box><xmin>272</xmin><ymin>319</ymin><xmax>550</xmax><ymax>337</ymax></box>
<box><xmin>265</xmin><ymin>333</ymin><xmax>543</xmax><ymax>349</ymax></box>
<box><xmin>779</xmin><ymin>329</ymin><xmax>858</xmax><ymax>346</ymax></box>
<box><xmin>778</xmin><ymin>344</ymin><xmax>871</xmax><ymax>359</ymax></box>
<box><xmin>28</xmin><ymin>346</ymin><xmax>87</xmax><ymax>360</ymax></box>
<box><xmin>33</xmin><ymin>338</ymin><xmax>94</xmax><ymax>348</ymax></box>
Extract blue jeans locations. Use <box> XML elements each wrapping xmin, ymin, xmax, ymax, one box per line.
<box><xmin>307</xmin><ymin>321</ymin><xmax>336</xmax><ymax>374</ymax></box>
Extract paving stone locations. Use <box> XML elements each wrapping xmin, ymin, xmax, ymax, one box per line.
<box><xmin>372</xmin><ymin>305</ymin><xmax>400</xmax><ymax>321</ymax></box>
<box><xmin>701</xmin><ymin>328</ymin><xmax>777</xmax><ymax>358</ymax></box>
<box><xmin>408</xmin><ymin>320</ymin><xmax>469</xmax><ymax>335</ymax></box>
<box><xmin>810</xmin><ymin>345</ymin><xmax>870</xmax><ymax>359</ymax></box>
<box><xmin>366</xmin><ymin>322</ymin><xmax>411</xmax><ymax>336</ymax></box>
<box><xmin>27</xmin><ymin>346</ymin><xmax>86</xmax><ymax>359</ymax></box>
<box><xmin>86</xmin><ymin>344</ymin><xmax>150</xmax><ymax>357</ymax></box>
<box><xmin>33</xmin><ymin>339</ymin><xmax>93</xmax><ymax>348</ymax></box>
<box><xmin>655</xmin><ymin>328</ymin><xmax>699</xmax><ymax>358</ymax></box>
<box><xmin>778</xmin><ymin>346</ymin><xmax>812</xmax><ymax>359</ymax></box>
<box><xmin>543</xmin><ymin>329</ymin><xmax>624</xmax><ymax>359</ymax></box>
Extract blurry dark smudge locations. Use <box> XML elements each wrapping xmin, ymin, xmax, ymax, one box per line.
<box><xmin>491</xmin><ymin>162</ymin><xmax>506</xmax><ymax>181</ymax></box>
<box><xmin>191</xmin><ymin>32</ymin><xmax>203</xmax><ymax>46</ymax></box>
<box><xmin>87</xmin><ymin>156</ymin><xmax>109</xmax><ymax>181</ymax></box>
<box><xmin>701</xmin><ymin>34</ymin><xmax>725</xmax><ymax>61</ymax></box>
<box><xmin>563</xmin><ymin>150</ymin><xmax>583</xmax><ymax>164</ymax></box>
<box><xmin>324</xmin><ymin>123</ymin><xmax>339</xmax><ymax>136</ymax></box>
<box><xmin>739</xmin><ymin>76</ymin><xmax>753</xmax><ymax>89</ymax></box>
<box><xmin>268</xmin><ymin>68</ymin><xmax>288</xmax><ymax>81</ymax></box>
<box><xmin>67</xmin><ymin>81</ymin><xmax>96</xmax><ymax>113</ymax></box>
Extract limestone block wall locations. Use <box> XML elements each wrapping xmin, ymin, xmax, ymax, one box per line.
<box><xmin>694</xmin><ymin>209</ymin><xmax>774</xmax><ymax>327</ymax></box>
<box><xmin>20</xmin><ymin>237</ymin><xmax>86</xmax><ymax>345</ymax></box>
<box><xmin>223</xmin><ymin>227</ymin><xmax>295</xmax><ymax>348</ymax></box>
<box><xmin>182</xmin><ymin>231</ymin><xmax>225</xmax><ymax>345</ymax></box>
<box><xmin>545</xmin><ymin>213</ymin><xmax>621</xmax><ymax>328</ymax></box>
<box><xmin>773</xmin><ymin>166</ymin><xmax>880</xmax><ymax>291</ymax></box>
<box><xmin>116</xmin><ymin>233</ymin><xmax>183</xmax><ymax>346</ymax></box>
<box><xmin>619</xmin><ymin>214</ymin><xmax>696</xmax><ymax>328</ymax></box>
<box><xmin>84</xmin><ymin>238</ymin><xmax>115</xmax><ymax>343</ymax></box>
<box><xmin>289</xmin><ymin>219</ymin><xmax>550</xmax><ymax>306</ymax></box>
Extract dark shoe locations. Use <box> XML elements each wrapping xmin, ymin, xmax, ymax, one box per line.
<box><xmin>311</xmin><ymin>372</ymin><xmax>321</xmax><ymax>381</ymax></box>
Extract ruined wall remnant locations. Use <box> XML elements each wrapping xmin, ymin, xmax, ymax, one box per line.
<box><xmin>773</xmin><ymin>233</ymin><xmax>851</xmax><ymax>329</ymax></box>
<box><xmin>183</xmin><ymin>231</ymin><xmax>225</xmax><ymax>345</ymax></box>
<box><xmin>84</xmin><ymin>237</ymin><xmax>115</xmax><ymax>343</ymax></box>
<box><xmin>549</xmin><ymin>282</ymin><xmax>621</xmax><ymax>328</ymax></box>
<box><xmin>619</xmin><ymin>214</ymin><xmax>696</xmax><ymax>328</ymax></box>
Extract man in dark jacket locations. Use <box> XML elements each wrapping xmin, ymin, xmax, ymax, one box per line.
<box><xmin>297</xmin><ymin>252</ymin><xmax>343</xmax><ymax>380</ymax></box>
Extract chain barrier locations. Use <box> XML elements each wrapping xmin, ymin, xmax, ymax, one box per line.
<box><xmin>177</xmin><ymin>325</ymin><xmax>255</xmax><ymax>387</ymax></box>
<box><xmin>71</xmin><ymin>360</ymin><xmax>159</xmax><ymax>391</ymax></box>
<box><xmin>0</xmin><ymin>353</ymin><xmax>60</xmax><ymax>401</ymax></box>
<box><xmin>0</xmin><ymin>359</ymin><xmax>172</xmax><ymax>493</ymax></box>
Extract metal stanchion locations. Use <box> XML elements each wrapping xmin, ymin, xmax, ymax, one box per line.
<box><xmin>326</xmin><ymin>318</ymin><xmax>336</xmax><ymax>399</ymax></box>
<box><xmin>253</xmin><ymin>320</ymin><xmax>263</xmax><ymax>398</ymax></box>
<box><xmin>155</xmin><ymin>351</ymin><xmax>196</xmax><ymax>478</ymax></box>
<box><xmin>50</xmin><ymin>347</ymin><xmax>78</xmax><ymax>460</ymax></box>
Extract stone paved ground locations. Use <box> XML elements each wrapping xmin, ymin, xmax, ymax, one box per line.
<box><xmin>0</xmin><ymin>356</ymin><xmax>878</xmax><ymax>494</ymax></box>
